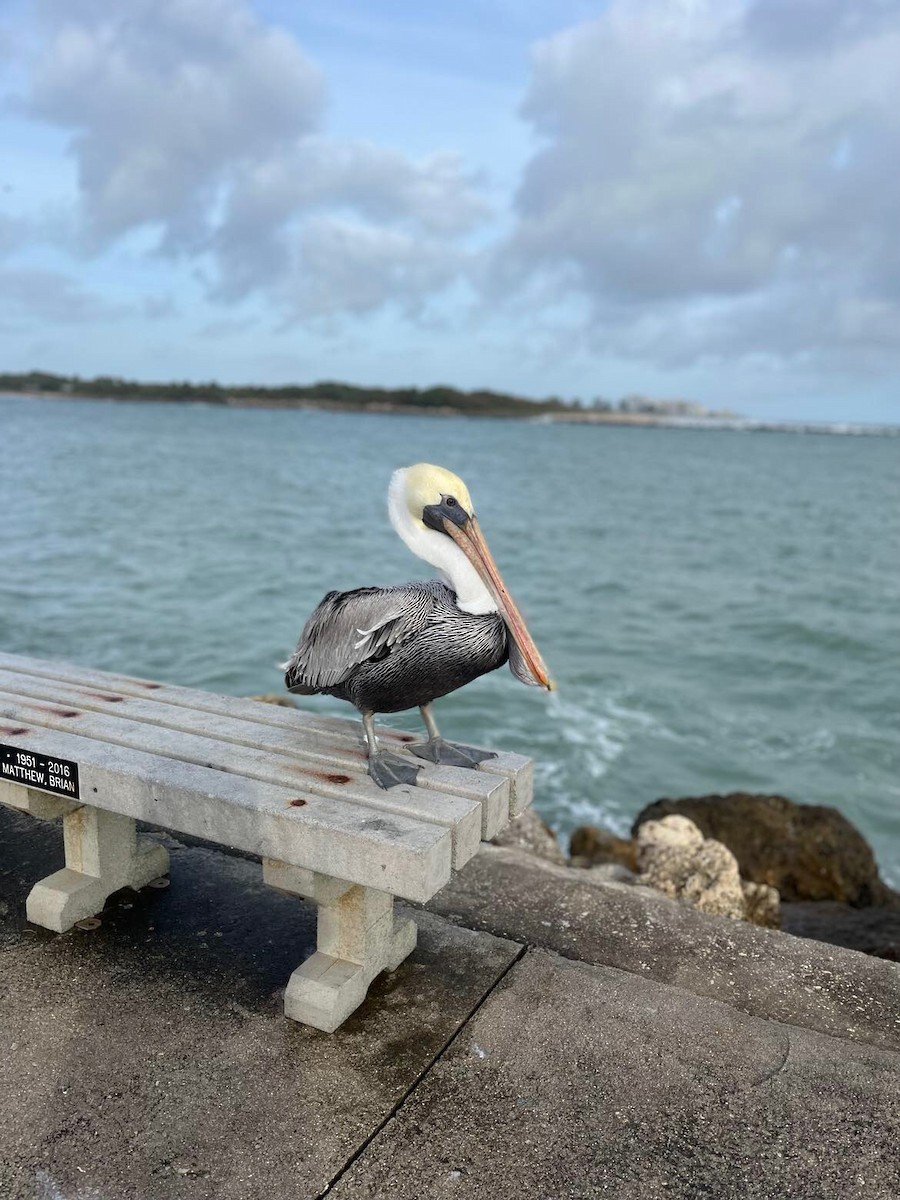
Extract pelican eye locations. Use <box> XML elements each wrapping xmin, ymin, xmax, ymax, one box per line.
<box><xmin>423</xmin><ymin>492</ymin><xmax>468</xmax><ymax>533</ymax></box>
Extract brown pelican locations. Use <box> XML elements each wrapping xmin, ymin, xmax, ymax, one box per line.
<box><xmin>283</xmin><ymin>463</ymin><xmax>553</xmax><ymax>788</ymax></box>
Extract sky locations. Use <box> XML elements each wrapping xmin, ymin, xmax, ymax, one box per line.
<box><xmin>1</xmin><ymin>0</ymin><xmax>900</xmax><ymax>422</ymax></box>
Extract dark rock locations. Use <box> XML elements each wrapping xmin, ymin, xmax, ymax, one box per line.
<box><xmin>568</xmin><ymin>824</ymin><xmax>637</xmax><ymax>871</ymax></box>
<box><xmin>491</xmin><ymin>808</ymin><xmax>565</xmax><ymax>865</ymax></box>
<box><xmin>783</xmin><ymin>902</ymin><xmax>900</xmax><ymax>961</ymax></box>
<box><xmin>633</xmin><ymin>792</ymin><xmax>898</xmax><ymax>907</ymax></box>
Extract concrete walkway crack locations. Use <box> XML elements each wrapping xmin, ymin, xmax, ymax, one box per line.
<box><xmin>316</xmin><ymin>941</ymin><xmax>528</xmax><ymax>1198</ymax></box>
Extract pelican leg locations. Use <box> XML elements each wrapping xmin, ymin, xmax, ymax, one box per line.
<box><xmin>409</xmin><ymin>704</ymin><xmax>497</xmax><ymax>769</ymax></box>
<box><xmin>362</xmin><ymin>711</ymin><xmax>421</xmax><ymax>790</ymax></box>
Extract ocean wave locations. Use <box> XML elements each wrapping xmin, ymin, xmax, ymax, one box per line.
<box><xmin>529</xmin><ymin>689</ymin><xmax>692</xmax><ymax>836</ymax></box>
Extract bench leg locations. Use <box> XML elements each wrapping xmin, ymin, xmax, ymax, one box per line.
<box><xmin>262</xmin><ymin>861</ymin><xmax>417</xmax><ymax>1033</ymax></box>
<box><xmin>26</xmin><ymin>805</ymin><xmax>170</xmax><ymax>933</ymax></box>
<box><xmin>0</xmin><ymin>780</ymin><xmax>80</xmax><ymax>822</ymax></box>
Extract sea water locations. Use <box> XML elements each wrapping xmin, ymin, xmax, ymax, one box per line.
<box><xmin>2</xmin><ymin>394</ymin><xmax>898</xmax><ymax>882</ymax></box>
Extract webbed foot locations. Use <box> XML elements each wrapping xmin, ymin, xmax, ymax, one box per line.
<box><xmin>408</xmin><ymin>738</ymin><xmax>497</xmax><ymax>769</ymax></box>
<box><xmin>368</xmin><ymin>750</ymin><xmax>421</xmax><ymax>790</ymax></box>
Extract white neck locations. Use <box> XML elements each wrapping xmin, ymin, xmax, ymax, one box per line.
<box><xmin>388</xmin><ymin>472</ymin><xmax>496</xmax><ymax>615</ymax></box>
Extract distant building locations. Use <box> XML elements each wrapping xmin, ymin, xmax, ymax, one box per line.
<box><xmin>618</xmin><ymin>394</ymin><xmax>723</xmax><ymax>418</ymax></box>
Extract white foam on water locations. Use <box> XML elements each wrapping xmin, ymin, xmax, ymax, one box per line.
<box><xmin>533</xmin><ymin>688</ymin><xmax>682</xmax><ymax>836</ymax></box>
<box><xmin>605</xmin><ymin>698</ymin><xmax>706</xmax><ymax>745</ymax></box>
<box><xmin>543</xmin><ymin>692</ymin><xmax>625</xmax><ymax>776</ymax></box>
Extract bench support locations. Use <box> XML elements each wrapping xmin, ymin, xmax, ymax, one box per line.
<box><xmin>263</xmin><ymin>859</ymin><xmax>417</xmax><ymax>1033</ymax></box>
<box><xmin>25</xmin><ymin>803</ymin><xmax>169</xmax><ymax>933</ymax></box>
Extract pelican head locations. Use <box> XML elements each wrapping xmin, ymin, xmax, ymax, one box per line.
<box><xmin>390</xmin><ymin>463</ymin><xmax>554</xmax><ymax>691</ymax></box>
<box><xmin>402</xmin><ymin>463</ymin><xmax>475</xmax><ymax>525</ymax></box>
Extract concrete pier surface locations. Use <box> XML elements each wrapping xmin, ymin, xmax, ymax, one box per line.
<box><xmin>2</xmin><ymin>806</ymin><xmax>899</xmax><ymax>1199</ymax></box>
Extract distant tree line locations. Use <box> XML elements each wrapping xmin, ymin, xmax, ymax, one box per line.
<box><xmin>0</xmin><ymin>370</ymin><xmax>731</xmax><ymax>420</ymax></box>
<box><xmin>0</xmin><ymin>370</ymin><xmax>571</xmax><ymax>416</ymax></box>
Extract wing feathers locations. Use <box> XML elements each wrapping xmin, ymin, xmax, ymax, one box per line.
<box><xmin>284</xmin><ymin>584</ymin><xmax>437</xmax><ymax>693</ymax></box>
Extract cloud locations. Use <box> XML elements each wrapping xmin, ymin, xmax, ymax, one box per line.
<box><xmin>0</xmin><ymin>215</ymin><xmax>28</xmax><ymax>257</ymax></box>
<box><xmin>197</xmin><ymin>315</ymin><xmax>256</xmax><ymax>340</ymax></box>
<box><xmin>141</xmin><ymin>293</ymin><xmax>178</xmax><ymax>320</ymax></box>
<box><xmin>0</xmin><ymin>267</ymin><xmax>129</xmax><ymax>324</ymax></box>
<box><xmin>21</xmin><ymin>0</ymin><xmax>487</xmax><ymax>320</ymax></box>
<box><xmin>19</xmin><ymin>0</ymin><xmax>896</xmax><ymax>382</ymax></box>
<box><xmin>496</xmin><ymin>0</ymin><xmax>900</xmax><ymax>371</ymax></box>
<box><xmin>278</xmin><ymin>215</ymin><xmax>471</xmax><ymax>321</ymax></box>
<box><xmin>27</xmin><ymin>0</ymin><xmax>325</xmax><ymax>252</ymax></box>
<box><xmin>212</xmin><ymin>140</ymin><xmax>486</xmax><ymax>313</ymax></box>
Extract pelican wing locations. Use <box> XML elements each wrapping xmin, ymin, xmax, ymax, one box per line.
<box><xmin>284</xmin><ymin>584</ymin><xmax>438</xmax><ymax>692</ymax></box>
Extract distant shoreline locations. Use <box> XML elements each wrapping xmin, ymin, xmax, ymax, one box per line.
<box><xmin>0</xmin><ymin>369</ymin><xmax>735</xmax><ymax>424</ymax></box>
<box><xmin>3</xmin><ymin>385</ymin><xmax>897</xmax><ymax>438</ymax></box>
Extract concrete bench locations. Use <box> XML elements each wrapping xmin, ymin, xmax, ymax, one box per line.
<box><xmin>0</xmin><ymin>652</ymin><xmax>531</xmax><ymax>1032</ymax></box>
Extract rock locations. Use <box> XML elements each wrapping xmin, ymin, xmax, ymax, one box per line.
<box><xmin>569</xmin><ymin>825</ymin><xmax>638</xmax><ymax>872</ymax></box>
<box><xmin>633</xmin><ymin>793</ymin><xmax>897</xmax><ymax>907</ymax></box>
<box><xmin>742</xmin><ymin>880</ymin><xmax>781</xmax><ymax>929</ymax></box>
<box><xmin>249</xmin><ymin>693</ymin><xmax>297</xmax><ymax>707</ymax></box>
<box><xmin>782</xmin><ymin>902</ymin><xmax>900</xmax><ymax>961</ymax></box>
<box><xmin>425</xmin><ymin>845</ymin><xmax>900</xmax><ymax>1054</ymax></box>
<box><xmin>631</xmin><ymin>820</ymin><xmax>780</xmax><ymax>927</ymax></box>
<box><xmin>636</xmin><ymin>815</ymin><xmax>747</xmax><ymax>921</ymax></box>
<box><xmin>491</xmin><ymin>808</ymin><xmax>565</xmax><ymax>865</ymax></box>
<box><xmin>584</xmin><ymin>863</ymin><xmax>639</xmax><ymax>886</ymax></box>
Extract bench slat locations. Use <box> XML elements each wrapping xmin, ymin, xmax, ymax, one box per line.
<box><xmin>0</xmin><ymin>719</ymin><xmax>450</xmax><ymax>903</ymax></box>
<box><xmin>284</xmin><ymin>710</ymin><xmax>534</xmax><ymax>817</ymax></box>
<box><xmin>0</xmin><ymin>668</ymin><xmax>507</xmax><ymax>842</ymax></box>
<box><xmin>0</xmin><ymin>653</ymin><xmax>532</xmax><ymax>814</ymax></box>
<box><xmin>0</xmin><ymin>690</ymin><xmax>482</xmax><ymax>870</ymax></box>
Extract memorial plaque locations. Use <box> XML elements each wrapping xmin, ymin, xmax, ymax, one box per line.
<box><xmin>0</xmin><ymin>743</ymin><xmax>81</xmax><ymax>800</ymax></box>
